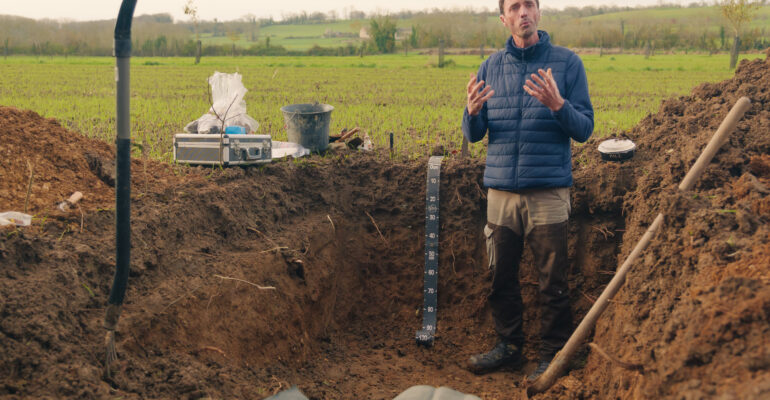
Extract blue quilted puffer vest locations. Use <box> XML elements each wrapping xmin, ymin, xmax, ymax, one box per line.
<box><xmin>462</xmin><ymin>31</ymin><xmax>594</xmax><ymax>191</ymax></box>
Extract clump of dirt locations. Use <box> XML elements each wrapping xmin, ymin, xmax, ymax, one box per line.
<box><xmin>1</xmin><ymin>52</ymin><xmax>769</xmax><ymax>400</ymax></box>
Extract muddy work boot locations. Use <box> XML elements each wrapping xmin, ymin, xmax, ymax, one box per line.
<box><xmin>467</xmin><ymin>340</ymin><xmax>522</xmax><ymax>374</ymax></box>
<box><xmin>527</xmin><ymin>359</ymin><xmax>550</xmax><ymax>382</ymax></box>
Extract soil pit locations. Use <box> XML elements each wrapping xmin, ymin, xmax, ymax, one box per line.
<box><xmin>1</xmin><ymin>53</ymin><xmax>769</xmax><ymax>399</ymax></box>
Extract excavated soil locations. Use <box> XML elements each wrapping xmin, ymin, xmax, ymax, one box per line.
<box><xmin>1</xmin><ymin>52</ymin><xmax>769</xmax><ymax>399</ymax></box>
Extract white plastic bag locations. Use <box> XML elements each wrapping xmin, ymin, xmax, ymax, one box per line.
<box><xmin>271</xmin><ymin>141</ymin><xmax>310</xmax><ymax>159</ymax></box>
<box><xmin>185</xmin><ymin>71</ymin><xmax>260</xmax><ymax>134</ymax></box>
<box><xmin>359</xmin><ymin>132</ymin><xmax>374</xmax><ymax>151</ymax></box>
<box><xmin>0</xmin><ymin>212</ymin><xmax>32</xmax><ymax>226</ymax></box>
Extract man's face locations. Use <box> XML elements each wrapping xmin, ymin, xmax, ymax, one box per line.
<box><xmin>499</xmin><ymin>0</ymin><xmax>540</xmax><ymax>41</ymax></box>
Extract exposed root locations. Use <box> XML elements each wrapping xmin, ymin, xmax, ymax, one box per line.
<box><xmin>597</xmin><ymin>270</ymin><xmax>616</xmax><ymax>275</ymax></box>
<box><xmin>581</xmin><ymin>290</ymin><xmax>597</xmax><ymax>304</ymax></box>
<box><xmin>214</xmin><ymin>274</ymin><xmax>276</xmax><ymax>290</ymax></box>
<box><xmin>160</xmin><ymin>282</ymin><xmax>206</xmax><ymax>314</ymax></box>
<box><xmin>260</xmin><ymin>246</ymin><xmax>288</xmax><ymax>253</ymax></box>
<box><xmin>475</xmin><ymin>182</ymin><xmax>487</xmax><ymax>199</ymax></box>
<box><xmin>77</xmin><ymin>204</ymin><xmax>84</xmax><ymax>233</ymax></box>
<box><xmin>591</xmin><ymin>224</ymin><xmax>615</xmax><ymax>240</ymax></box>
<box><xmin>588</xmin><ymin>342</ymin><xmax>644</xmax><ymax>372</ymax></box>
<box><xmin>365</xmin><ymin>211</ymin><xmax>388</xmax><ymax>245</ymax></box>
<box><xmin>24</xmin><ymin>159</ymin><xmax>34</xmax><ymax>213</ymax></box>
<box><xmin>178</xmin><ymin>249</ymin><xmax>215</xmax><ymax>258</ymax></box>
<box><xmin>250</xmin><ymin>228</ymin><xmax>284</xmax><ymax>251</ymax></box>
<box><xmin>269</xmin><ymin>376</ymin><xmax>290</xmax><ymax>395</ymax></box>
<box><xmin>199</xmin><ymin>345</ymin><xmax>227</xmax><ymax>357</ymax></box>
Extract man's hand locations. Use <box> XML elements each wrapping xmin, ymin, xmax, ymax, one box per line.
<box><xmin>467</xmin><ymin>73</ymin><xmax>495</xmax><ymax>116</ymax></box>
<box><xmin>523</xmin><ymin>68</ymin><xmax>564</xmax><ymax>112</ymax></box>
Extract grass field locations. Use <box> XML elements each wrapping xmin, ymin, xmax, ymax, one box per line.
<box><xmin>201</xmin><ymin>19</ymin><xmax>414</xmax><ymax>50</ymax></box>
<box><xmin>0</xmin><ymin>52</ymin><xmax>763</xmax><ymax>161</ymax></box>
<box><xmin>580</xmin><ymin>5</ymin><xmax>770</xmax><ymax>30</ymax></box>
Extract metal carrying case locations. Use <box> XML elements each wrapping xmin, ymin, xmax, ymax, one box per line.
<box><xmin>173</xmin><ymin>133</ymin><xmax>272</xmax><ymax>166</ymax></box>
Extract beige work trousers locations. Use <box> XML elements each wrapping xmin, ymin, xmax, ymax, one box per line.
<box><xmin>484</xmin><ymin>187</ymin><xmax>573</xmax><ymax>357</ymax></box>
<box><xmin>485</xmin><ymin>187</ymin><xmax>571</xmax><ymax>237</ymax></box>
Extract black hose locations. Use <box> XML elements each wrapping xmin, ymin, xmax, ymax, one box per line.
<box><xmin>114</xmin><ymin>0</ymin><xmax>137</xmax><ymax>58</ymax></box>
<box><xmin>105</xmin><ymin>0</ymin><xmax>136</xmax><ymax>336</ymax></box>
<box><xmin>110</xmin><ymin>138</ymin><xmax>131</xmax><ymax>306</ymax></box>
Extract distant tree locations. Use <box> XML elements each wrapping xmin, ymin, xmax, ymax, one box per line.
<box><xmin>154</xmin><ymin>35</ymin><xmax>167</xmax><ymax>56</ymax></box>
<box><xmin>369</xmin><ymin>17</ymin><xmax>397</xmax><ymax>53</ymax></box>
<box><xmin>183</xmin><ymin>0</ymin><xmax>199</xmax><ymax>41</ymax></box>
<box><xmin>720</xmin><ymin>25</ymin><xmax>726</xmax><ymax>49</ymax></box>
<box><xmin>242</xmin><ymin>14</ymin><xmax>259</xmax><ymax>41</ymax></box>
<box><xmin>227</xmin><ymin>31</ymin><xmax>240</xmax><ymax>56</ymax></box>
<box><xmin>141</xmin><ymin>39</ymin><xmax>154</xmax><ymax>56</ymax></box>
<box><xmin>720</xmin><ymin>0</ymin><xmax>761</xmax><ymax>68</ymax></box>
<box><xmin>620</xmin><ymin>19</ymin><xmax>625</xmax><ymax>51</ymax></box>
<box><xmin>309</xmin><ymin>11</ymin><xmax>327</xmax><ymax>23</ymax></box>
<box><xmin>183</xmin><ymin>0</ymin><xmax>201</xmax><ymax>63</ymax></box>
<box><xmin>149</xmin><ymin>14</ymin><xmax>173</xmax><ymax>23</ymax></box>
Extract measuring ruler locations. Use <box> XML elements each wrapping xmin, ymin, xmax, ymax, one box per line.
<box><xmin>416</xmin><ymin>155</ymin><xmax>443</xmax><ymax>347</ymax></box>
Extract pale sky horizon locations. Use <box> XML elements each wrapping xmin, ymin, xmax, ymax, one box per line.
<box><xmin>0</xmin><ymin>0</ymin><xmax>696</xmax><ymax>23</ymax></box>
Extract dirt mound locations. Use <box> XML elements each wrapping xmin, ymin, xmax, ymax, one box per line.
<box><xmin>557</xmin><ymin>54</ymin><xmax>770</xmax><ymax>399</ymax></box>
<box><xmin>1</xmin><ymin>53</ymin><xmax>769</xmax><ymax>400</ymax></box>
<box><xmin>0</xmin><ymin>106</ymin><xmax>183</xmax><ymax>214</ymax></box>
<box><xmin>0</xmin><ymin>106</ymin><xmax>619</xmax><ymax>399</ymax></box>
<box><xmin>0</xmin><ymin>107</ymin><xmax>114</xmax><ymax>212</ymax></box>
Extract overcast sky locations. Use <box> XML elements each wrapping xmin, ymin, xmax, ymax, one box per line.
<box><xmin>0</xmin><ymin>0</ymin><xmax>694</xmax><ymax>22</ymax></box>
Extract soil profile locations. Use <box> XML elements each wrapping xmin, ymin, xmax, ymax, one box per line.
<box><xmin>1</xmin><ymin>52</ymin><xmax>769</xmax><ymax>399</ymax></box>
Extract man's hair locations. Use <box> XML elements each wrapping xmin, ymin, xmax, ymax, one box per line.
<box><xmin>499</xmin><ymin>0</ymin><xmax>539</xmax><ymax>14</ymax></box>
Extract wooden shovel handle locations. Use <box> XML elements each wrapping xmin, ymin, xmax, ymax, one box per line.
<box><xmin>679</xmin><ymin>97</ymin><xmax>752</xmax><ymax>191</ymax></box>
<box><xmin>340</xmin><ymin>127</ymin><xmax>360</xmax><ymax>141</ymax></box>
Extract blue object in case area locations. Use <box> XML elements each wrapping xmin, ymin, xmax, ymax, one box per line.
<box><xmin>225</xmin><ymin>126</ymin><xmax>246</xmax><ymax>134</ymax></box>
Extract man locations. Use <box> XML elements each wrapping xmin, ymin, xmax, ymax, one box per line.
<box><xmin>462</xmin><ymin>0</ymin><xmax>593</xmax><ymax>381</ymax></box>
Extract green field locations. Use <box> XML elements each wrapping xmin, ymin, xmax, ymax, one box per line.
<box><xmin>201</xmin><ymin>19</ymin><xmax>414</xmax><ymax>51</ymax></box>
<box><xmin>580</xmin><ymin>5</ymin><xmax>770</xmax><ymax>30</ymax></box>
<box><xmin>0</xmin><ymin>52</ymin><xmax>763</xmax><ymax>161</ymax></box>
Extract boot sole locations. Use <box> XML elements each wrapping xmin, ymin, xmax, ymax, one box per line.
<box><xmin>467</xmin><ymin>357</ymin><xmax>524</xmax><ymax>375</ymax></box>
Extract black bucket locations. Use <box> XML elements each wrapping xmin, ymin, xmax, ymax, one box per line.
<box><xmin>281</xmin><ymin>103</ymin><xmax>334</xmax><ymax>152</ymax></box>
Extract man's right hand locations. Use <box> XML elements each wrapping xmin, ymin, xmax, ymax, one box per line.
<box><xmin>467</xmin><ymin>73</ymin><xmax>495</xmax><ymax>117</ymax></box>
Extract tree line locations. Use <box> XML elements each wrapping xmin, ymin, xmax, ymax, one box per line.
<box><xmin>1</xmin><ymin>3</ymin><xmax>767</xmax><ymax>58</ymax></box>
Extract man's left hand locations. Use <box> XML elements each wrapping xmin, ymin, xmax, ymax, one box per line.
<box><xmin>523</xmin><ymin>68</ymin><xmax>564</xmax><ymax>112</ymax></box>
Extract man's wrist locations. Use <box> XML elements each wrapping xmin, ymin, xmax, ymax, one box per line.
<box><xmin>551</xmin><ymin>98</ymin><xmax>565</xmax><ymax>112</ymax></box>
